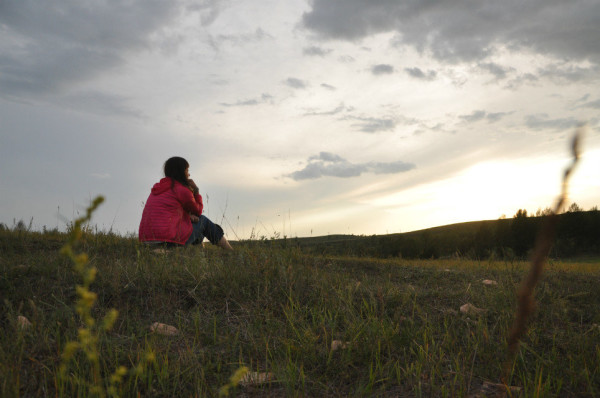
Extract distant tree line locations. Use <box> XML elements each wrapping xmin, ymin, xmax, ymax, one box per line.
<box><xmin>292</xmin><ymin>204</ymin><xmax>600</xmax><ymax>260</ymax></box>
<box><xmin>3</xmin><ymin>203</ymin><xmax>598</xmax><ymax>260</ymax></box>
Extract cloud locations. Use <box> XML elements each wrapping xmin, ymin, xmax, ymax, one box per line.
<box><xmin>579</xmin><ymin>99</ymin><xmax>600</xmax><ymax>109</ymax></box>
<box><xmin>221</xmin><ymin>99</ymin><xmax>259</xmax><ymax>107</ymax></box>
<box><xmin>486</xmin><ymin>111</ymin><xmax>512</xmax><ymax>123</ymax></box>
<box><xmin>0</xmin><ymin>1</ymin><xmax>183</xmax><ymax>98</ymax></box>
<box><xmin>186</xmin><ymin>0</ymin><xmax>224</xmax><ymax>27</ymax></box>
<box><xmin>302</xmin><ymin>1</ymin><xmax>600</xmax><ymax>65</ymax></box>
<box><xmin>303</xmin><ymin>46</ymin><xmax>332</xmax><ymax>56</ymax></box>
<box><xmin>321</xmin><ymin>83</ymin><xmax>336</xmax><ymax>90</ymax></box>
<box><xmin>537</xmin><ymin>63</ymin><xmax>600</xmax><ymax>83</ymax></box>
<box><xmin>460</xmin><ymin>110</ymin><xmax>487</xmax><ymax>123</ymax></box>
<box><xmin>220</xmin><ymin>93</ymin><xmax>273</xmax><ymax>107</ymax></box>
<box><xmin>302</xmin><ymin>1</ymin><xmax>401</xmax><ymax>41</ymax></box>
<box><xmin>344</xmin><ymin>114</ymin><xmax>419</xmax><ymax>133</ymax></box>
<box><xmin>478</xmin><ymin>62</ymin><xmax>515</xmax><ymax>80</ymax></box>
<box><xmin>460</xmin><ymin>110</ymin><xmax>512</xmax><ymax>124</ymax></box>
<box><xmin>338</xmin><ymin>55</ymin><xmax>355</xmax><ymax>63</ymax></box>
<box><xmin>405</xmin><ymin>67</ymin><xmax>436</xmax><ymax>80</ymax></box>
<box><xmin>304</xmin><ymin>103</ymin><xmax>353</xmax><ymax>116</ymax></box>
<box><xmin>284</xmin><ymin>77</ymin><xmax>308</xmax><ymax>89</ymax></box>
<box><xmin>367</xmin><ymin>161</ymin><xmax>417</xmax><ymax>175</ymax></box>
<box><xmin>371</xmin><ymin>64</ymin><xmax>394</xmax><ymax>75</ymax></box>
<box><xmin>309</xmin><ymin>152</ymin><xmax>345</xmax><ymax>162</ymax></box>
<box><xmin>286</xmin><ymin>152</ymin><xmax>416</xmax><ymax>181</ymax></box>
<box><xmin>350</xmin><ymin>117</ymin><xmax>396</xmax><ymax>133</ymax></box>
<box><xmin>505</xmin><ymin>72</ymin><xmax>540</xmax><ymax>89</ymax></box>
<box><xmin>417</xmin><ymin>122</ymin><xmax>457</xmax><ymax>135</ymax></box>
<box><xmin>525</xmin><ymin>114</ymin><xmax>580</xmax><ymax>131</ymax></box>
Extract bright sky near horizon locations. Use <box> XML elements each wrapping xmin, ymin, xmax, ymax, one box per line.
<box><xmin>1</xmin><ymin>0</ymin><xmax>599</xmax><ymax>239</ymax></box>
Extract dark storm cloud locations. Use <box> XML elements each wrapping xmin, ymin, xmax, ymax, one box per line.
<box><xmin>302</xmin><ymin>0</ymin><xmax>600</xmax><ymax>65</ymax></box>
<box><xmin>525</xmin><ymin>114</ymin><xmax>580</xmax><ymax>131</ymax></box>
<box><xmin>405</xmin><ymin>67</ymin><xmax>437</xmax><ymax>80</ymax></box>
<box><xmin>284</xmin><ymin>77</ymin><xmax>308</xmax><ymax>89</ymax></box>
<box><xmin>0</xmin><ymin>0</ymin><xmax>186</xmax><ymax>98</ymax></box>
<box><xmin>286</xmin><ymin>152</ymin><xmax>416</xmax><ymax>181</ymax></box>
<box><xmin>371</xmin><ymin>64</ymin><xmax>394</xmax><ymax>75</ymax></box>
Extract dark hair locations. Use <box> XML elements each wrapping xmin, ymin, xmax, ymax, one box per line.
<box><xmin>164</xmin><ymin>157</ymin><xmax>189</xmax><ymax>188</ymax></box>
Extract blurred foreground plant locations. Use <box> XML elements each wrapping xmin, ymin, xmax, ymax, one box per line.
<box><xmin>58</xmin><ymin>196</ymin><xmax>153</xmax><ymax>397</ymax></box>
<box><xmin>219</xmin><ymin>366</ymin><xmax>249</xmax><ymax>396</ymax></box>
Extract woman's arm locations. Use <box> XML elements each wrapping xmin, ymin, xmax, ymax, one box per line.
<box><xmin>175</xmin><ymin>183</ymin><xmax>203</xmax><ymax>216</ymax></box>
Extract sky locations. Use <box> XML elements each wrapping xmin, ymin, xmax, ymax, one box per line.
<box><xmin>1</xmin><ymin>0</ymin><xmax>599</xmax><ymax>239</ymax></box>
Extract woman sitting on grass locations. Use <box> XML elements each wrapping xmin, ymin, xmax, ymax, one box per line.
<box><xmin>139</xmin><ymin>156</ymin><xmax>233</xmax><ymax>250</ymax></box>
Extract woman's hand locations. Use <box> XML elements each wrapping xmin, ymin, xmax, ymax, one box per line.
<box><xmin>187</xmin><ymin>179</ymin><xmax>199</xmax><ymax>194</ymax></box>
<box><xmin>190</xmin><ymin>214</ymin><xmax>200</xmax><ymax>223</ymax></box>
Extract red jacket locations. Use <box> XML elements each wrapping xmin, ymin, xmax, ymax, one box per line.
<box><xmin>139</xmin><ymin>177</ymin><xmax>203</xmax><ymax>245</ymax></box>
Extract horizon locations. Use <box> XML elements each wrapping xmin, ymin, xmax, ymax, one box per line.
<box><xmin>3</xmin><ymin>198</ymin><xmax>596</xmax><ymax>241</ymax></box>
<box><xmin>1</xmin><ymin>1</ymin><xmax>599</xmax><ymax>240</ymax></box>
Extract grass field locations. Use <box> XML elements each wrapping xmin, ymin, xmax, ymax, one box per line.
<box><xmin>1</xmin><ymin>228</ymin><xmax>599</xmax><ymax>397</ymax></box>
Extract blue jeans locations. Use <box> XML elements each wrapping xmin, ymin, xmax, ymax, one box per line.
<box><xmin>186</xmin><ymin>215</ymin><xmax>224</xmax><ymax>245</ymax></box>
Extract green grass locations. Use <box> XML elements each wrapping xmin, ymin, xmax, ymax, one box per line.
<box><xmin>1</xmin><ymin>228</ymin><xmax>599</xmax><ymax>396</ymax></box>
